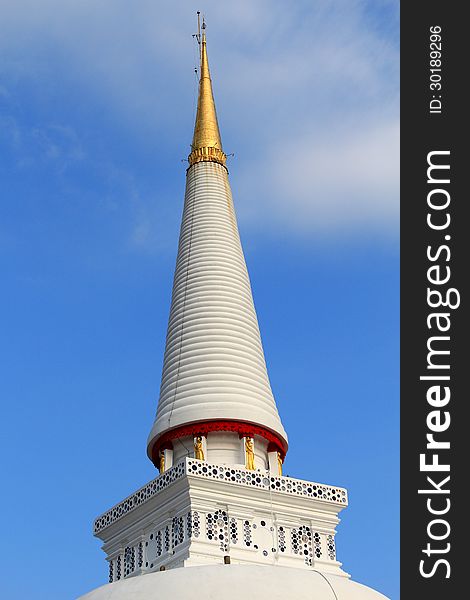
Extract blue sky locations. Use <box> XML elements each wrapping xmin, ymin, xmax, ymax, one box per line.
<box><xmin>0</xmin><ymin>1</ymin><xmax>399</xmax><ymax>599</ymax></box>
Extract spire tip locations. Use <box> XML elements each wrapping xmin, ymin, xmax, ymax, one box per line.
<box><xmin>188</xmin><ymin>16</ymin><xmax>226</xmax><ymax>167</ymax></box>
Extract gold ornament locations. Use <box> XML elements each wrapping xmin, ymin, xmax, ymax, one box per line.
<box><xmin>245</xmin><ymin>437</ymin><xmax>255</xmax><ymax>470</ymax></box>
<box><xmin>277</xmin><ymin>451</ymin><xmax>283</xmax><ymax>476</ymax></box>
<box><xmin>194</xmin><ymin>436</ymin><xmax>205</xmax><ymax>461</ymax></box>
<box><xmin>158</xmin><ymin>450</ymin><xmax>165</xmax><ymax>474</ymax></box>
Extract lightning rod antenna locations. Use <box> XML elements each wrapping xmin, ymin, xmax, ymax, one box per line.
<box><xmin>197</xmin><ymin>11</ymin><xmax>201</xmax><ymax>56</ymax></box>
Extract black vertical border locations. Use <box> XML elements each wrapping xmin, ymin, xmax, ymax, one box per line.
<box><xmin>401</xmin><ymin>4</ymin><xmax>466</xmax><ymax>599</ymax></box>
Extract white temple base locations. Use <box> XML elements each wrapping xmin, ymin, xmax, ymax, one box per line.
<box><xmin>93</xmin><ymin>458</ymin><xmax>349</xmax><ymax>582</ymax></box>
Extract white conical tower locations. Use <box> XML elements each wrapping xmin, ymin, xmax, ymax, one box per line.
<box><xmin>79</xmin><ymin>19</ymin><xmax>390</xmax><ymax>600</ymax></box>
<box><xmin>147</xmin><ymin>23</ymin><xmax>287</xmax><ymax>470</ymax></box>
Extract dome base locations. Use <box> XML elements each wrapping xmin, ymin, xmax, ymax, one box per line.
<box><xmin>78</xmin><ymin>564</ymin><xmax>390</xmax><ymax>600</ymax></box>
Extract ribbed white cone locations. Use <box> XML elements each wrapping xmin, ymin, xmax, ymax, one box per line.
<box><xmin>147</xmin><ymin>161</ymin><xmax>287</xmax><ymax>454</ymax></box>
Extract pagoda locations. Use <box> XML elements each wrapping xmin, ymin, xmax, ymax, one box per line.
<box><xmin>79</xmin><ymin>18</ymin><xmax>388</xmax><ymax>600</ymax></box>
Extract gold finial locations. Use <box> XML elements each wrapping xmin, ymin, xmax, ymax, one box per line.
<box><xmin>188</xmin><ymin>16</ymin><xmax>226</xmax><ymax>167</ymax></box>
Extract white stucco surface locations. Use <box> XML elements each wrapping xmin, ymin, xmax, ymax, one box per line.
<box><xmin>147</xmin><ymin>161</ymin><xmax>287</xmax><ymax>455</ymax></box>
<box><xmin>78</xmin><ymin>564</ymin><xmax>389</xmax><ymax>600</ymax></box>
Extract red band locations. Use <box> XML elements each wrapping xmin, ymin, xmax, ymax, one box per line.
<box><xmin>150</xmin><ymin>420</ymin><xmax>286</xmax><ymax>465</ymax></box>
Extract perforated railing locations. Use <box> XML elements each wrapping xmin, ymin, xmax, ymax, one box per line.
<box><xmin>93</xmin><ymin>457</ymin><xmax>348</xmax><ymax>534</ymax></box>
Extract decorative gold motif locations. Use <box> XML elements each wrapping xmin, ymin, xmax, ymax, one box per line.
<box><xmin>277</xmin><ymin>451</ymin><xmax>283</xmax><ymax>476</ymax></box>
<box><xmin>158</xmin><ymin>450</ymin><xmax>165</xmax><ymax>474</ymax></box>
<box><xmin>194</xmin><ymin>436</ymin><xmax>205</xmax><ymax>461</ymax></box>
<box><xmin>188</xmin><ymin>26</ymin><xmax>227</xmax><ymax>168</ymax></box>
<box><xmin>245</xmin><ymin>437</ymin><xmax>255</xmax><ymax>470</ymax></box>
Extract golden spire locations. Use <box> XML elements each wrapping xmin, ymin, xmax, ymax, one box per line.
<box><xmin>188</xmin><ymin>18</ymin><xmax>227</xmax><ymax>167</ymax></box>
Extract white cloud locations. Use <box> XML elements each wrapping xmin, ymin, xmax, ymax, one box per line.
<box><xmin>0</xmin><ymin>0</ymin><xmax>399</xmax><ymax>239</ymax></box>
<box><xmin>235</xmin><ymin>117</ymin><xmax>399</xmax><ymax>235</ymax></box>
